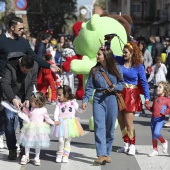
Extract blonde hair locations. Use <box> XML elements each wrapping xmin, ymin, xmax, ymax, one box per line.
<box><xmin>30</xmin><ymin>92</ymin><xmax>46</xmax><ymax>108</ymax></box>
<box><xmin>157</xmin><ymin>81</ymin><xmax>170</xmax><ymax>97</ymax></box>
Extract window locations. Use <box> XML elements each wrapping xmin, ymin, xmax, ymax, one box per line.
<box><xmin>132</xmin><ymin>4</ymin><xmax>141</xmax><ymax>12</ymax></box>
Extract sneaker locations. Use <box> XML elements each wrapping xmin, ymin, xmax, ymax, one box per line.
<box><xmin>164</xmin><ymin>121</ymin><xmax>170</xmax><ymax>127</ymax></box>
<box><xmin>162</xmin><ymin>140</ymin><xmax>168</xmax><ymax>153</ymax></box>
<box><xmin>8</xmin><ymin>149</ymin><xmax>17</xmax><ymax>160</ymax></box>
<box><xmin>117</xmin><ymin>142</ymin><xmax>129</xmax><ymax>153</ymax></box>
<box><xmin>148</xmin><ymin>149</ymin><xmax>158</xmax><ymax>157</ymax></box>
<box><xmin>20</xmin><ymin>155</ymin><xmax>29</xmax><ymax>165</ymax></box>
<box><xmin>51</xmin><ymin>101</ymin><xmax>56</xmax><ymax>105</ymax></box>
<box><xmin>56</xmin><ymin>157</ymin><xmax>62</xmax><ymax>163</ymax></box>
<box><xmin>62</xmin><ymin>156</ymin><xmax>69</xmax><ymax>163</ymax></box>
<box><xmin>0</xmin><ymin>135</ymin><xmax>4</xmax><ymax>149</ymax></box>
<box><xmin>56</xmin><ymin>151</ymin><xmax>63</xmax><ymax>163</ymax></box>
<box><xmin>34</xmin><ymin>158</ymin><xmax>40</xmax><ymax>166</ymax></box>
<box><xmin>128</xmin><ymin>144</ymin><xmax>136</xmax><ymax>155</ymax></box>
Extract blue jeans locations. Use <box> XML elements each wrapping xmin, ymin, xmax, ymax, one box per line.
<box><xmin>93</xmin><ymin>93</ymin><xmax>118</xmax><ymax>156</ymax></box>
<box><xmin>4</xmin><ymin>108</ymin><xmax>18</xmax><ymax>150</ymax></box>
<box><xmin>0</xmin><ymin>109</ymin><xmax>5</xmax><ymax>136</ymax></box>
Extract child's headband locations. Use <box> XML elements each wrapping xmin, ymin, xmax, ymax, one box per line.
<box><xmin>32</xmin><ymin>85</ymin><xmax>37</xmax><ymax>98</ymax></box>
<box><xmin>99</xmin><ymin>39</ymin><xmax>109</xmax><ymax>51</ymax></box>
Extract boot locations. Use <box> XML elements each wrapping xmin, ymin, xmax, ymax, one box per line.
<box><xmin>128</xmin><ymin>130</ymin><xmax>136</xmax><ymax>155</ymax></box>
<box><xmin>117</xmin><ymin>128</ymin><xmax>129</xmax><ymax>153</ymax></box>
<box><xmin>94</xmin><ymin>156</ymin><xmax>107</xmax><ymax>165</ymax></box>
<box><xmin>62</xmin><ymin>148</ymin><xmax>70</xmax><ymax>163</ymax></box>
<box><xmin>105</xmin><ymin>156</ymin><xmax>111</xmax><ymax>163</ymax></box>
<box><xmin>8</xmin><ymin>149</ymin><xmax>17</xmax><ymax>160</ymax></box>
<box><xmin>117</xmin><ymin>142</ymin><xmax>129</xmax><ymax>153</ymax></box>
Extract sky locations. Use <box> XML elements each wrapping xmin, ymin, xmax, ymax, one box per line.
<box><xmin>76</xmin><ymin>0</ymin><xmax>94</xmax><ymax>18</ymax></box>
<box><xmin>77</xmin><ymin>0</ymin><xmax>94</xmax><ymax>6</ymax></box>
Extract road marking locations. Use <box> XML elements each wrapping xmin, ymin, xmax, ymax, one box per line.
<box><xmin>0</xmin><ymin>148</ymin><xmax>21</xmax><ymax>170</ymax></box>
<box><xmin>135</xmin><ymin>145</ymin><xmax>170</xmax><ymax>170</ymax></box>
<box><xmin>61</xmin><ymin>145</ymin><xmax>101</xmax><ymax>170</ymax></box>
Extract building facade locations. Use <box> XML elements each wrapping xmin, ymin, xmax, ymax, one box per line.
<box><xmin>106</xmin><ymin>0</ymin><xmax>170</xmax><ymax>39</ymax></box>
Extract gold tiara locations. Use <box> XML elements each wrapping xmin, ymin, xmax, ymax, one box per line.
<box><xmin>126</xmin><ymin>43</ymin><xmax>133</xmax><ymax>49</ymax></box>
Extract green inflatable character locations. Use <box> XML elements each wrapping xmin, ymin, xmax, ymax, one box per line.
<box><xmin>71</xmin><ymin>14</ymin><xmax>128</xmax><ymax>131</ymax></box>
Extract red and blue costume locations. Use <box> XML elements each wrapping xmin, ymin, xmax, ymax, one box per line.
<box><xmin>145</xmin><ymin>96</ymin><xmax>170</xmax><ymax>150</ymax></box>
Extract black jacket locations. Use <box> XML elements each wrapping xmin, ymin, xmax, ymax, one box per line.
<box><xmin>0</xmin><ymin>33</ymin><xmax>50</xmax><ymax>77</ymax></box>
<box><xmin>1</xmin><ymin>56</ymin><xmax>38</xmax><ymax>102</ymax></box>
<box><xmin>151</xmin><ymin>42</ymin><xmax>164</xmax><ymax>60</ymax></box>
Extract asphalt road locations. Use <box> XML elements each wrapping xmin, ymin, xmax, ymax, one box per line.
<box><xmin>0</xmin><ymin>86</ymin><xmax>170</xmax><ymax>170</ymax></box>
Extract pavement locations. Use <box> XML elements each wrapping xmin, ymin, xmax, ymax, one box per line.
<box><xmin>0</xmin><ymin>87</ymin><xmax>170</xmax><ymax>170</ymax></box>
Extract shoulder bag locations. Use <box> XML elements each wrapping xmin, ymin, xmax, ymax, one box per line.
<box><xmin>100</xmin><ymin>70</ymin><xmax>126</xmax><ymax>111</ymax></box>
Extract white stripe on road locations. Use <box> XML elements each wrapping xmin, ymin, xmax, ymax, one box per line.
<box><xmin>1</xmin><ymin>143</ymin><xmax>170</xmax><ymax>170</ymax></box>
<box><xmin>61</xmin><ymin>145</ymin><xmax>101</xmax><ymax>170</ymax></box>
<box><xmin>135</xmin><ymin>145</ymin><xmax>170</xmax><ymax>170</ymax></box>
<box><xmin>0</xmin><ymin>148</ymin><xmax>21</xmax><ymax>170</ymax></box>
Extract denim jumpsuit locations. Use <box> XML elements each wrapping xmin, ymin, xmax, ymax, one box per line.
<box><xmin>83</xmin><ymin>65</ymin><xmax>124</xmax><ymax>156</ymax></box>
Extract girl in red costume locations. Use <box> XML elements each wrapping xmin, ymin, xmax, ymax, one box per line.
<box><xmin>38</xmin><ymin>53</ymin><xmax>57</xmax><ymax>104</ymax></box>
<box><xmin>145</xmin><ymin>81</ymin><xmax>170</xmax><ymax>156</ymax></box>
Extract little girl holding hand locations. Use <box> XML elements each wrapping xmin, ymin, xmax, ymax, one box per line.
<box><xmin>54</xmin><ymin>85</ymin><xmax>84</xmax><ymax>163</ymax></box>
<box><xmin>19</xmin><ymin>91</ymin><xmax>58</xmax><ymax>166</ymax></box>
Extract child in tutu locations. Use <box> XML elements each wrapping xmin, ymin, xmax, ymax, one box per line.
<box><xmin>145</xmin><ymin>81</ymin><xmax>170</xmax><ymax>157</ymax></box>
<box><xmin>19</xmin><ymin>91</ymin><xmax>58</xmax><ymax>166</ymax></box>
<box><xmin>54</xmin><ymin>85</ymin><xmax>84</xmax><ymax>163</ymax></box>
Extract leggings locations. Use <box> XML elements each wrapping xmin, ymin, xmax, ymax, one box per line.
<box><xmin>58</xmin><ymin>137</ymin><xmax>71</xmax><ymax>151</ymax></box>
<box><xmin>151</xmin><ymin>116</ymin><xmax>165</xmax><ymax>140</ymax></box>
<box><xmin>25</xmin><ymin>146</ymin><xmax>40</xmax><ymax>159</ymax></box>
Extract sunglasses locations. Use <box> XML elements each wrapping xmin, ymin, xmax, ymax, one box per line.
<box><xmin>18</xmin><ymin>27</ymin><xmax>24</xmax><ymax>31</ymax></box>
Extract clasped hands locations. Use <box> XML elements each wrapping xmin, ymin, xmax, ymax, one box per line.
<box><xmin>54</xmin><ymin>121</ymin><xmax>60</xmax><ymax>126</ymax></box>
<box><xmin>144</xmin><ymin>99</ymin><xmax>150</xmax><ymax>110</ymax></box>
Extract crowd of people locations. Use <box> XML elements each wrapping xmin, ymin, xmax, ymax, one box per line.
<box><xmin>0</xmin><ymin>15</ymin><xmax>170</xmax><ymax>167</ymax></box>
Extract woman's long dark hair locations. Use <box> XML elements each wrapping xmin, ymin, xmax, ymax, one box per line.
<box><xmin>137</xmin><ymin>40</ymin><xmax>147</xmax><ymax>55</ymax></box>
<box><xmin>90</xmin><ymin>47</ymin><xmax>122</xmax><ymax>80</ymax></box>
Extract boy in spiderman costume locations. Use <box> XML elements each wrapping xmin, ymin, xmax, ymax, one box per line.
<box><xmin>145</xmin><ymin>81</ymin><xmax>170</xmax><ymax>156</ymax></box>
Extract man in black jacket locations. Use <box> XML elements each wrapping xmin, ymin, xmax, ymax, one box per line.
<box><xmin>1</xmin><ymin>53</ymin><xmax>38</xmax><ymax>160</ymax></box>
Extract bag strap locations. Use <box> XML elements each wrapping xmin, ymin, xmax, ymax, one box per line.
<box><xmin>100</xmin><ymin>69</ymin><xmax>114</xmax><ymax>88</ymax></box>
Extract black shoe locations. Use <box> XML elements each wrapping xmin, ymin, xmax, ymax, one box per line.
<box><xmin>19</xmin><ymin>147</ymin><xmax>25</xmax><ymax>158</ymax></box>
<box><xmin>8</xmin><ymin>149</ymin><xmax>17</xmax><ymax>160</ymax></box>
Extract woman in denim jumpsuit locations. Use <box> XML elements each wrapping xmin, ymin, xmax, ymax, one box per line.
<box><xmin>82</xmin><ymin>46</ymin><xmax>124</xmax><ymax>165</ymax></box>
